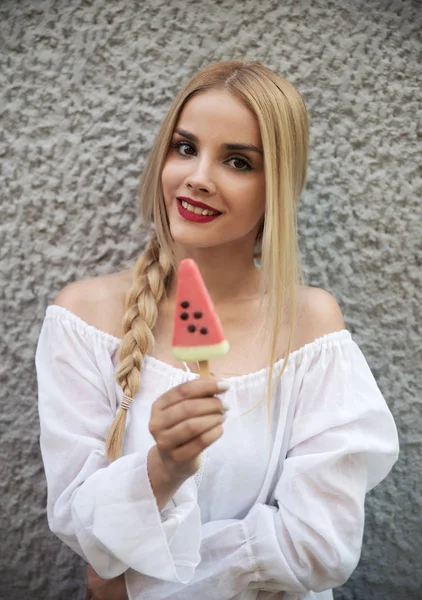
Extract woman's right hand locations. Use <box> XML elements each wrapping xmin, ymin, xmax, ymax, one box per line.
<box><xmin>148</xmin><ymin>378</ymin><xmax>229</xmax><ymax>483</ymax></box>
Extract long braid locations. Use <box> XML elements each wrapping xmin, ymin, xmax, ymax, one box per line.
<box><xmin>106</xmin><ymin>233</ymin><xmax>173</xmax><ymax>461</ymax></box>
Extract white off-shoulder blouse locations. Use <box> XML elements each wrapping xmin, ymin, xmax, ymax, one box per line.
<box><xmin>36</xmin><ymin>305</ymin><xmax>399</xmax><ymax>600</ymax></box>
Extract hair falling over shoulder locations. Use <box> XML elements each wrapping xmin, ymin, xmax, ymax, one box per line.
<box><xmin>106</xmin><ymin>60</ymin><xmax>309</xmax><ymax>460</ymax></box>
<box><xmin>105</xmin><ymin>232</ymin><xmax>174</xmax><ymax>461</ymax></box>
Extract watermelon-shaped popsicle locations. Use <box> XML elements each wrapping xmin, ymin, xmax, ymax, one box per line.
<box><xmin>172</xmin><ymin>259</ymin><xmax>229</xmax><ymax>365</ymax></box>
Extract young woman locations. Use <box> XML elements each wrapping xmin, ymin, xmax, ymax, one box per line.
<box><xmin>36</xmin><ymin>61</ymin><xmax>399</xmax><ymax>600</ymax></box>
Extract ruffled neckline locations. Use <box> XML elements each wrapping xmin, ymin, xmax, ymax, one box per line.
<box><xmin>45</xmin><ymin>304</ymin><xmax>352</xmax><ymax>386</ymax></box>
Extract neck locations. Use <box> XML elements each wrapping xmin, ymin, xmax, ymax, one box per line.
<box><xmin>168</xmin><ymin>243</ymin><xmax>261</xmax><ymax>305</ymax></box>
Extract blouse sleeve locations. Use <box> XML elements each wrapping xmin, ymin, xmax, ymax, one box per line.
<box><xmin>36</xmin><ymin>311</ymin><xmax>201</xmax><ymax>582</ymax></box>
<box><xmin>244</xmin><ymin>335</ymin><xmax>399</xmax><ymax>592</ymax></box>
<box><xmin>123</xmin><ymin>335</ymin><xmax>399</xmax><ymax>598</ymax></box>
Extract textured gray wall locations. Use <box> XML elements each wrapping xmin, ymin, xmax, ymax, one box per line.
<box><xmin>0</xmin><ymin>0</ymin><xmax>420</xmax><ymax>598</ymax></box>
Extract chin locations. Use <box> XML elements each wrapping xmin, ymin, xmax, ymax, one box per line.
<box><xmin>170</xmin><ymin>229</ymin><xmax>221</xmax><ymax>249</ymax></box>
<box><xmin>168</xmin><ymin>209</ymin><xmax>258</xmax><ymax>252</ymax></box>
<box><xmin>168</xmin><ymin>217</ymin><xmax>219</xmax><ymax>248</ymax></box>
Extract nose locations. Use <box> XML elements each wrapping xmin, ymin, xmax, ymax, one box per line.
<box><xmin>185</xmin><ymin>157</ymin><xmax>216</xmax><ymax>195</ymax></box>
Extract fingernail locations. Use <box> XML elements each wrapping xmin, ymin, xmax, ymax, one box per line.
<box><xmin>216</xmin><ymin>381</ymin><xmax>230</xmax><ymax>391</ymax></box>
<box><xmin>222</xmin><ymin>400</ymin><xmax>230</xmax><ymax>412</ymax></box>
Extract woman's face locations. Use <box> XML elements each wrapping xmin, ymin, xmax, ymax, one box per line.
<box><xmin>161</xmin><ymin>89</ymin><xmax>265</xmax><ymax>254</ymax></box>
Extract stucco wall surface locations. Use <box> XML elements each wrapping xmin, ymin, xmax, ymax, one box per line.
<box><xmin>0</xmin><ymin>0</ymin><xmax>420</xmax><ymax>598</ymax></box>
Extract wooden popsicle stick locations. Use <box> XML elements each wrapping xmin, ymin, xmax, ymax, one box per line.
<box><xmin>198</xmin><ymin>360</ymin><xmax>210</xmax><ymax>378</ymax></box>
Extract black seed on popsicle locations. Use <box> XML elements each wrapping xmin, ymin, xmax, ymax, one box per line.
<box><xmin>188</xmin><ymin>324</ymin><xmax>196</xmax><ymax>333</ymax></box>
<box><xmin>180</xmin><ymin>312</ymin><xmax>189</xmax><ymax>320</ymax></box>
<box><xmin>181</xmin><ymin>301</ymin><xmax>189</xmax><ymax>308</ymax></box>
<box><xmin>200</xmin><ymin>327</ymin><xmax>208</xmax><ymax>335</ymax></box>
<box><xmin>193</xmin><ymin>312</ymin><xmax>203</xmax><ymax>319</ymax></box>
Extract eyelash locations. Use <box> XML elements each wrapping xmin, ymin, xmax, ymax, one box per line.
<box><xmin>170</xmin><ymin>140</ymin><xmax>253</xmax><ymax>172</ymax></box>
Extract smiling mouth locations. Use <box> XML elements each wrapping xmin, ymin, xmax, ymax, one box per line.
<box><xmin>176</xmin><ymin>198</ymin><xmax>222</xmax><ymax>223</ymax></box>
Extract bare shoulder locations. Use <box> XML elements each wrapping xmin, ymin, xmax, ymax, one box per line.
<box><xmin>295</xmin><ymin>285</ymin><xmax>346</xmax><ymax>345</ymax></box>
<box><xmin>54</xmin><ymin>270</ymin><xmax>133</xmax><ymax>337</ymax></box>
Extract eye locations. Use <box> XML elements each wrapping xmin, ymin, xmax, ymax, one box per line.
<box><xmin>171</xmin><ymin>140</ymin><xmax>196</xmax><ymax>157</ymax></box>
<box><xmin>226</xmin><ymin>157</ymin><xmax>252</xmax><ymax>171</ymax></box>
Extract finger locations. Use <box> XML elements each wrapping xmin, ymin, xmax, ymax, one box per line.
<box><xmin>157</xmin><ymin>396</ymin><xmax>227</xmax><ymax>430</ymax></box>
<box><xmin>170</xmin><ymin>423</ymin><xmax>224</xmax><ymax>462</ymax></box>
<box><xmin>156</xmin><ymin>413</ymin><xmax>225</xmax><ymax>450</ymax></box>
<box><xmin>156</xmin><ymin>379</ymin><xmax>230</xmax><ymax>410</ymax></box>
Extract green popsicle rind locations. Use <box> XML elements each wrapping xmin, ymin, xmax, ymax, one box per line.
<box><xmin>172</xmin><ymin>340</ymin><xmax>230</xmax><ymax>362</ymax></box>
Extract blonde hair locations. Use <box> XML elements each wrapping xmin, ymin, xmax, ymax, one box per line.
<box><xmin>106</xmin><ymin>60</ymin><xmax>309</xmax><ymax>461</ymax></box>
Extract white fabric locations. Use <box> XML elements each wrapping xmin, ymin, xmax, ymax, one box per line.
<box><xmin>36</xmin><ymin>305</ymin><xmax>399</xmax><ymax>600</ymax></box>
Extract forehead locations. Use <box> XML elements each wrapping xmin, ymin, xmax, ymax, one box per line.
<box><xmin>176</xmin><ymin>89</ymin><xmax>261</xmax><ymax>146</ymax></box>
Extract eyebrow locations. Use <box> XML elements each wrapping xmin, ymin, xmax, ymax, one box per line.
<box><xmin>174</xmin><ymin>128</ymin><xmax>263</xmax><ymax>154</ymax></box>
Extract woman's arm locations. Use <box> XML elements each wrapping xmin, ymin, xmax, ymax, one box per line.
<box><xmin>37</xmin><ymin>308</ymin><xmax>230</xmax><ymax>586</ymax></box>
<box><xmin>37</xmin><ymin>311</ymin><xmax>203</xmax><ymax>582</ymax></box>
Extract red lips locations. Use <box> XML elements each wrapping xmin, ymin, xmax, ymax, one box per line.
<box><xmin>176</xmin><ymin>198</ymin><xmax>222</xmax><ymax>223</ymax></box>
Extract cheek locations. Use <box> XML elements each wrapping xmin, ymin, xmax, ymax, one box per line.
<box><xmin>161</xmin><ymin>161</ymin><xmax>176</xmax><ymax>204</ymax></box>
<box><xmin>253</xmin><ymin>177</ymin><xmax>266</xmax><ymax>215</ymax></box>
<box><xmin>161</xmin><ymin>161</ymin><xmax>170</xmax><ymax>191</ymax></box>
<box><xmin>238</xmin><ymin>179</ymin><xmax>265</xmax><ymax>218</ymax></box>
<box><xmin>161</xmin><ymin>159</ymin><xmax>187</xmax><ymax>198</ymax></box>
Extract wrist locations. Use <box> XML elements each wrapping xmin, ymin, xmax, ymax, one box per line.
<box><xmin>147</xmin><ymin>446</ymin><xmax>187</xmax><ymax>510</ymax></box>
